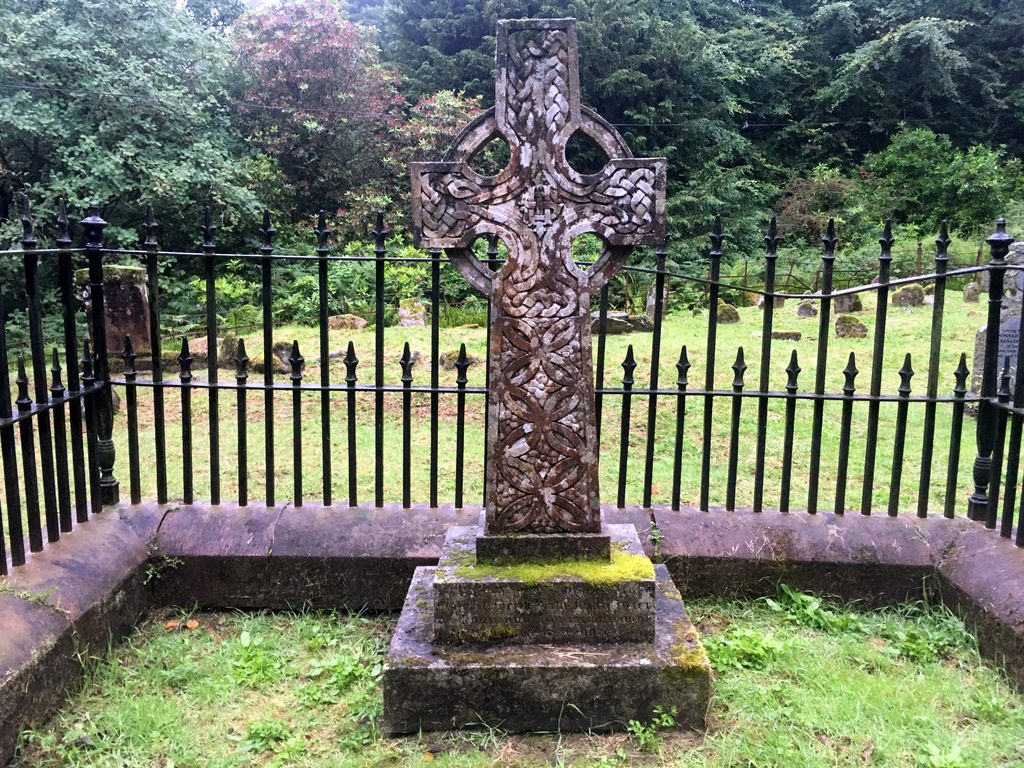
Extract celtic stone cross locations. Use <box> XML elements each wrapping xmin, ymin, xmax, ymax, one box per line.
<box><xmin>411</xmin><ymin>18</ymin><xmax>666</xmax><ymax>535</ymax></box>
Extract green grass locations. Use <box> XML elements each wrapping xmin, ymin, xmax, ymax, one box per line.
<box><xmin>106</xmin><ymin>287</ymin><xmax>985</xmax><ymax>515</ymax></box>
<box><xmin>15</xmin><ymin>588</ymin><xmax>1024</xmax><ymax>767</ymax></box>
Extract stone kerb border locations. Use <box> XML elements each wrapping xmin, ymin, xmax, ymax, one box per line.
<box><xmin>1</xmin><ymin>503</ymin><xmax>1021</xmax><ymax>765</ymax></box>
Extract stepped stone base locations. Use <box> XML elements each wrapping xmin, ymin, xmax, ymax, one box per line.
<box><xmin>433</xmin><ymin>523</ymin><xmax>656</xmax><ymax>644</ymax></box>
<box><xmin>383</xmin><ymin>563</ymin><xmax>710</xmax><ymax>733</ymax></box>
<box><xmin>475</xmin><ymin>516</ymin><xmax>612</xmax><ymax>564</ymax></box>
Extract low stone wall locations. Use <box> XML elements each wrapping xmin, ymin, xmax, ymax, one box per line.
<box><xmin>1</xmin><ymin>502</ymin><xmax>1021</xmax><ymax>765</ymax></box>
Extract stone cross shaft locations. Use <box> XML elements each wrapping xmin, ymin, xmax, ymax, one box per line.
<box><xmin>411</xmin><ymin>18</ymin><xmax>666</xmax><ymax>534</ymax></box>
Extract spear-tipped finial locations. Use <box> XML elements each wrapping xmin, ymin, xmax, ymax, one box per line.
<box><xmin>234</xmin><ymin>338</ymin><xmax>250</xmax><ymax>379</ymax></box>
<box><xmin>953</xmin><ymin>352</ymin><xmax>970</xmax><ymax>396</ymax></box>
<box><xmin>764</xmin><ymin>216</ymin><xmax>780</xmax><ymax>257</ymax></box>
<box><xmin>178</xmin><ymin>337</ymin><xmax>194</xmax><ymax>382</ymax></box>
<box><xmin>20</xmin><ymin>195</ymin><xmax>36</xmax><ymax>247</ymax></box>
<box><xmin>709</xmin><ymin>214</ymin><xmax>725</xmax><ymax>256</ymax></box>
<box><xmin>821</xmin><ymin>217</ymin><xmax>838</xmax><ymax>259</ymax></box>
<box><xmin>344</xmin><ymin>340</ymin><xmax>359</xmax><ymax>384</ymax></box>
<box><xmin>400</xmin><ymin>342</ymin><xmax>414</xmax><ymax>384</ymax></box>
<box><xmin>999</xmin><ymin>357</ymin><xmax>1012</xmax><ymax>399</ymax></box>
<box><xmin>202</xmin><ymin>205</ymin><xmax>218</xmax><ymax>250</ymax></box>
<box><xmin>785</xmin><ymin>349</ymin><xmax>801</xmax><ymax>392</ymax></box>
<box><xmin>372</xmin><ymin>210</ymin><xmax>389</xmax><ymax>245</ymax></box>
<box><xmin>288</xmin><ymin>340</ymin><xmax>304</xmax><ymax>382</ymax></box>
<box><xmin>935</xmin><ymin>220</ymin><xmax>951</xmax><ymax>261</ymax></box>
<box><xmin>842</xmin><ymin>352</ymin><xmax>858</xmax><ymax>395</ymax></box>
<box><xmin>258</xmin><ymin>209</ymin><xmax>274</xmax><ymax>253</ymax></box>
<box><xmin>454</xmin><ymin>343</ymin><xmax>470</xmax><ymax>385</ymax></box>
<box><xmin>15</xmin><ymin>356</ymin><xmax>30</xmax><ymax>410</ymax></box>
<box><xmin>731</xmin><ymin>347</ymin><xmax>747</xmax><ymax>389</ymax></box>
<box><xmin>81</xmin><ymin>338</ymin><xmax>94</xmax><ymax>379</ymax></box>
<box><xmin>315</xmin><ymin>210</ymin><xmax>331</xmax><ymax>253</ymax></box>
<box><xmin>621</xmin><ymin>345</ymin><xmax>637</xmax><ymax>386</ymax></box>
<box><xmin>56</xmin><ymin>198</ymin><xmax>72</xmax><ymax>247</ymax></box>
<box><xmin>142</xmin><ymin>205</ymin><xmax>159</xmax><ymax>249</ymax></box>
<box><xmin>897</xmin><ymin>353</ymin><xmax>914</xmax><ymax>395</ymax></box>
<box><xmin>676</xmin><ymin>345</ymin><xmax>691</xmax><ymax>388</ymax></box>
<box><xmin>50</xmin><ymin>348</ymin><xmax>64</xmax><ymax>394</ymax></box>
<box><xmin>122</xmin><ymin>335</ymin><xmax>137</xmax><ymax>375</ymax></box>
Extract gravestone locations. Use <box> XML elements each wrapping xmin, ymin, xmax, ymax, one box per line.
<box><xmin>384</xmin><ymin>18</ymin><xmax>710</xmax><ymax>735</ymax></box>
<box><xmin>79</xmin><ymin>265</ymin><xmax>152</xmax><ymax>357</ymax></box>
<box><xmin>973</xmin><ymin>311</ymin><xmax>1022</xmax><ymax>395</ymax></box>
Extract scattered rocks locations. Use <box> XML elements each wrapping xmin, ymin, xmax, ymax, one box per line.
<box><xmin>716</xmin><ymin>301</ymin><xmax>740</xmax><ymax>324</ymax></box>
<box><xmin>328</xmin><ymin>314</ymin><xmax>368</xmax><ymax>330</ymax></box>
<box><xmin>439</xmin><ymin>349</ymin><xmax>480</xmax><ymax>370</ymax></box>
<box><xmin>589</xmin><ymin>311</ymin><xmax>652</xmax><ymax>334</ymax></box>
<box><xmin>771</xmin><ymin>331</ymin><xmax>802</xmax><ymax>341</ymax></box>
<box><xmin>249</xmin><ymin>353</ymin><xmax>289</xmax><ymax>375</ymax></box>
<box><xmin>892</xmin><ymin>283</ymin><xmax>925</xmax><ymax>307</ymax></box>
<box><xmin>964</xmin><ymin>282</ymin><xmax>981</xmax><ymax>303</ymax></box>
<box><xmin>795</xmin><ymin>300</ymin><xmax>818</xmax><ymax>318</ymax></box>
<box><xmin>399</xmin><ymin>298</ymin><xmax>427</xmax><ymax>327</ymax></box>
<box><xmin>835</xmin><ymin>314</ymin><xmax>868</xmax><ymax>339</ymax></box>
<box><xmin>833</xmin><ymin>293</ymin><xmax>863</xmax><ymax>314</ymax></box>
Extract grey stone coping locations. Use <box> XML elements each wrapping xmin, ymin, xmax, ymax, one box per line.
<box><xmin>0</xmin><ymin>500</ymin><xmax>1021</xmax><ymax>764</ymax></box>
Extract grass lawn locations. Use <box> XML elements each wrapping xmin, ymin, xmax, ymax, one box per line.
<box><xmin>14</xmin><ymin>587</ymin><xmax>1024</xmax><ymax>767</ymax></box>
<box><xmin>89</xmin><ymin>287</ymin><xmax>989</xmax><ymax>516</ymax></box>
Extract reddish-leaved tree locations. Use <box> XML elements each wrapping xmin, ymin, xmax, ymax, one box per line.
<box><xmin>233</xmin><ymin>0</ymin><xmax>404</xmax><ymax>217</ymax></box>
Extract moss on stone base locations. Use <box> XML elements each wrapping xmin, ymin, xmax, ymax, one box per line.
<box><xmin>454</xmin><ymin>542</ymin><xmax>655</xmax><ymax>585</ymax></box>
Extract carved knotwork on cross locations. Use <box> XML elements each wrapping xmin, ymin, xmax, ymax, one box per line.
<box><xmin>411</xmin><ymin>18</ymin><xmax>667</xmax><ymax>534</ymax></box>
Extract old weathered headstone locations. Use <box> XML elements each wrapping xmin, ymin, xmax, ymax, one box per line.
<box><xmin>973</xmin><ymin>311</ymin><xmax>1022</xmax><ymax>394</ymax></box>
<box><xmin>646</xmin><ymin>282</ymin><xmax>669</xmax><ymax>321</ymax></box>
<box><xmin>397</xmin><ymin>297</ymin><xmax>426</xmax><ymax>326</ymax></box>
<box><xmin>964</xmin><ymin>282</ymin><xmax>981</xmax><ymax>303</ymax></box>
<box><xmin>796</xmin><ymin>299</ymin><xmax>818</xmax><ymax>318</ymax></box>
<box><xmin>835</xmin><ymin>314</ymin><xmax>868</xmax><ymax>338</ymax></box>
<box><xmin>892</xmin><ymin>283</ymin><xmax>925</xmax><ymax>307</ymax></box>
<box><xmin>757</xmin><ymin>294</ymin><xmax>785</xmax><ymax>309</ymax></box>
<box><xmin>833</xmin><ymin>293</ymin><xmax>863</xmax><ymax>313</ymax></box>
<box><xmin>79</xmin><ymin>265</ymin><xmax>151</xmax><ymax>356</ymax></box>
<box><xmin>385</xmin><ymin>18</ymin><xmax>709</xmax><ymax>735</ymax></box>
<box><xmin>979</xmin><ymin>241</ymin><xmax>1024</xmax><ymax>293</ymax></box>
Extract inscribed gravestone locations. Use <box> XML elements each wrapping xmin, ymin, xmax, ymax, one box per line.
<box><xmin>411</xmin><ymin>18</ymin><xmax>666</xmax><ymax>535</ymax></box>
<box><xmin>973</xmin><ymin>312</ymin><xmax>1022</xmax><ymax>395</ymax></box>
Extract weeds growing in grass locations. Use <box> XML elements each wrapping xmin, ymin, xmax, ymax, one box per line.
<box><xmin>14</xmin><ymin>591</ymin><xmax>1024</xmax><ymax>767</ymax></box>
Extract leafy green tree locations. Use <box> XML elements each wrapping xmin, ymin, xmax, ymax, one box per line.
<box><xmin>0</xmin><ymin>0</ymin><xmax>260</xmax><ymax>248</ymax></box>
<box><xmin>861</xmin><ymin>127</ymin><xmax>1023</xmax><ymax>238</ymax></box>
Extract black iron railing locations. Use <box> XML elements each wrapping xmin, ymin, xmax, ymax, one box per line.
<box><xmin>0</xmin><ymin>197</ymin><xmax>1020</xmax><ymax>574</ymax></box>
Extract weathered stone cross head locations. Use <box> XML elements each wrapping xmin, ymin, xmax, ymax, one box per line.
<box><xmin>411</xmin><ymin>18</ymin><xmax>666</xmax><ymax>536</ymax></box>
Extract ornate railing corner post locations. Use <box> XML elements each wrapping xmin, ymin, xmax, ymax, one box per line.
<box><xmin>80</xmin><ymin>202</ymin><xmax>119</xmax><ymax>506</ymax></box>
<box><xmin>968</xmin><ymin>218</ymin><xmax>1015</xmax><ymax>521</ymax></box>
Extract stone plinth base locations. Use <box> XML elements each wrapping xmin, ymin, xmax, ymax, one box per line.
<box><xmin>383</xmin><ymin>564</ymin><xmax>710</xmax><ymax>734</ymax></box>
<box><xmin>475</xmin><ymin>516</ymin><xmax>612</xmax><ymax>564</ymax></box>
<box><xmin>433</xmin><ymin>523</ymin><xmax>655</xmax><ymax>645</ymax></box>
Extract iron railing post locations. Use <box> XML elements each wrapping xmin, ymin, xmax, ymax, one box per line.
<box><xmin>968</xmin><ymin>218</ymin><xmax>1014</xmax><ymax>521</ymax></box>
<box><xmin>80</xmin><ymin>202</ymin><xmax>119</xmax><ymax>506</ymax></box>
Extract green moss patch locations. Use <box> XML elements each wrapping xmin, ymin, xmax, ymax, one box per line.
<box><xmin>454</xmin><ymin>543</ymin><xmax>655</xmax><ymax>585</ymax></box>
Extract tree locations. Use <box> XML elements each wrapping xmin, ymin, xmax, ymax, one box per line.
<box><xmin>861</xmin><ymin>127</ymin><xmax>1023</xmax><ymax>238</ymax></box>
<box><xmin>0</xmin><ymin>0</ymin><xmax>259</xmax><ymax>248</ymax></box>
<box><xmin>232</xmin><ymin>0</ymin><xmax>405</xmax><ymax>220</ymax></box>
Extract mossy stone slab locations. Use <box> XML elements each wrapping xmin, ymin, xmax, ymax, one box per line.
<box><xmin>383</xmin><ymin>564</ymin><xmax>710</xmax><ymax>734</ymax></box>
<box><xmin>433</xmin><ymin>523</ymin><xmax>655</xmax><ymax>645</ymax></box>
